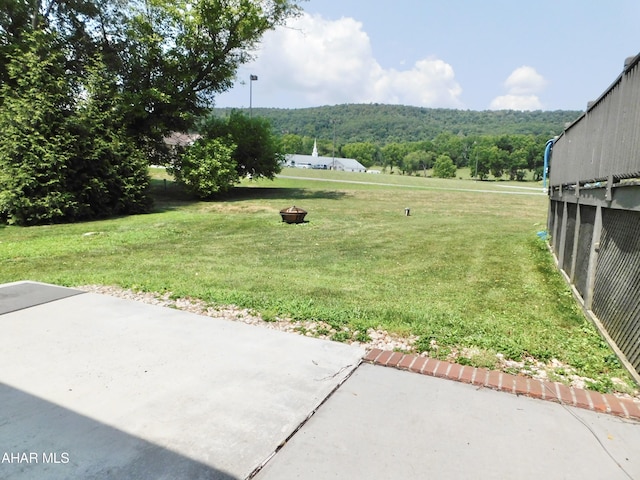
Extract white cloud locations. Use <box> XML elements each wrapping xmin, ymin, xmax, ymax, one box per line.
<box><xmin>490</xmin><ymin>66</ymin><xmax>547</xmax><ymax>110</ymax></box>
<box><xmin>371</xmin><ymin>58</ymin><xmax>462</xmax><ymax>106</ymax></box>
<box><xmin>504</xmin><ymin>66</ymin><xmax>548</xmax><ymax>94</ymax></box>
<box><xmin>247</xmin><ymin>13</ymin><xmax>463</xmax><ymax>108</ymax></box>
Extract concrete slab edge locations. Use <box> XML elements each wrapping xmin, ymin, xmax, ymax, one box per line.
<box><xmin>0</xmin><ymin>280</ymin><xmax>85</xmax><ymax>315</ymax></box>
<box><xmin>0</xmin><ymin>280</ymin><xmax>81</xmax><ymax>289</ymax></box>
<box><xmin>247</xmin><ymin>359</ymin><xmax>364</xmax><ymax>479</ymax></box>
<box><xmin>364</xmin><ymin>349</ymin><xmax>640</xmax><ymax>422</ymax></box>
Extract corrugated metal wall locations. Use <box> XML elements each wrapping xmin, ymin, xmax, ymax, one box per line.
<box><xmin>548</xmin><ymin>53</ymin><xmax>640</xmax><ymax>381</ymax></box>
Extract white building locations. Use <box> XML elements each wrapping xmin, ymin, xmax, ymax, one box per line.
<box><xmin>285</xmin><ymin>140</ymin><xmax>367</xmax><ymax>172</ymax></box>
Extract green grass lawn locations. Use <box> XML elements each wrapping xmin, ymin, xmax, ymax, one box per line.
<box><xmin>1</xmin><ymin>168</ymin><xmax>635</xmax><ymax>394</ymax></box>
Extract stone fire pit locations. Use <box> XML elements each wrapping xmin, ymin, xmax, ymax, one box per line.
<box><xmin>280</xmin><ymin>206</ymin><xmax>307</xmax><ymax>224</ymax></box>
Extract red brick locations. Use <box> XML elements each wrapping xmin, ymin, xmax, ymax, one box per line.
<box><xmin>487</xmin><ymin>370</ymin><xmax>501</xmax><ymax>390</ymax></box>
<box><xmin>459</xmin><ymin>366</ymin><xmax>474</xmax><ymax>384</ymax></box>
<box><xmin>621</xmin><ymin>400</ymin><xmax>640</xmax><ymax>421</ymax></box>
<box><xmin>528</xmin><ymin>379</ymin><xmax>543</xmax><ymax>400</ymax></box>
<box><xmin>398</xmin><ymin>354</ymin><xmax>416</xmax><ymax>370</ymax></box>
<box><xmin>447</xmin><ymin>363</ymin><xmax>464</xmax><ymax>381</ymax></box>
<box><xmin>574</xmin><ymin>388</ymin><xmax>591</xmax><ymax>410</ymax></box>
<box><xmin>408</xmin><ymin>356</ymin><xmax>427</xmax><ymax>374</ymax></box>
<box><xmin>421</xmin><ymin>358</ymin><xmax>439</xmax><ymax>376</ymax></box>
<box><xmin>603</xmin><ymin>394</ymin><xmax>624</xmax><ymax>417</ymax></box>
<box><xmin>514</xmin><ymin>376</ymin><xmax>529</xmax><ymax>396</ymax></box>
<box><xmin>386</xmin><ymin>352</ymin><xmax>403</xmax><ymax>367</ymax></box>
<box><xmin>556</xmin><ymin>383</ymin><xmax>574</xmax><ymax>406</ymax></box>
<box><xmin>540</xmin><ymin>381</ymin><xmax>560</xmax><ymax>403</ymax></box>
<box><xmin>364</xmin><ymin>348</ymin><xmax>383</xmax><ymax>362</ymax></box>
<box><xmin>590</xmin><ymin>392</ymin><xmax>607</xmax><ymax>413</ymax></box>
<box><xmin>472</xmin><ymin>368</ymin><xmax>489</xmax><ymax>387</ymax></box>
<box><xmin>499</xmin><ymin>373</ymin><xmax>516</xmax><ymax>394</ymax></box>
<box><xmin>375</xmin><ymin>350</ymin><xmax>394</xmax><ymax>366</ymax></box>
<box><xmin>433</xmin><ymin>360</ymin><xmax>449</xmax><ymax>378</ymax></box>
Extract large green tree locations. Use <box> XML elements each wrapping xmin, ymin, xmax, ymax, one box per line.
<box><xmin>66</xmin><ymin>57</ymin><xmax>152</xmax><ymax>217</ymax></box>
<box><xmin>170</xmin><ymin>111</ymin><xmax>283</xmax><ymax>197</ymax></box>
<box><xmin>433</xmin><ymin>132</ymin><xmax>465</xmax><ymax>167</ymax></box>
<box><xmin>113</xmin><ymin>0</ymin><xmax>302</xmax><ymax>153</ymax></box>
<box><xmin>475</xmin><ymin>143</ymin><xmax>508</xmax><ymax>180</ymax></box>
<box><xmin>0</xmin><ymin>0</ymin><xmax>301</xmax><ymax>224</ymax></box>
<box><xmin>341</xmin><ymin>142</ymin><xmax>379</xmax><ymax>168</ymax></box>
<box><xmin>403</xmin><ymin>150</ymin><xmax>435</xmax><ymax>175</ymax></box>
<box><xmin>0</xmin><ymin>32</ymin><xmax>150</xmax><ymax>225</ymax></box>
<box><xmin>0</xmin><ymin>31</ymin><xmax>77</xmax><ymax>225</ymax></box>
<box><xmin>199</xmin><ymin>110</ymin><xmax>284</xmax><ymax>180</ymax></box>
<box><xmin>281</xmin><ymin>133</ymin><xmax>305</xmax><ymax>154</ymax></box>
<box><xmin>1</xmin><ymin>0</ymin><xmax>302</xmax><ymax>148</ymax></box>
<box><xmin>381</xmin><ymin>142</ymin><xmax>410</xmax><ymax>173</ymax></box>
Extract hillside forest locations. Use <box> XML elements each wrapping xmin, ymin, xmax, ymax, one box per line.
<box><xmin>214</xmin><ymin>104</ymin><xmax>582</xmax><ymax>180</ymax></box>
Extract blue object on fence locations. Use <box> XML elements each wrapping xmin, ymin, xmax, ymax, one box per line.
<box><xmin>543</xmin><ymin>139</ymin><xmax>554</xmax><ymax>193</ymax></box>
<box><xmin>537</xmin><ymin>231</ymin><xmax>548</xmax><ymax>240</ymax></box>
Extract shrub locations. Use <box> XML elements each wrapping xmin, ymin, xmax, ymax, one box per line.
<box><xmin>433</xmin><ymin>155</ymin><xmax>457</xmax><ymax>178</ymax></box>
<box><xmin>169</xmin><ymin>138</ymin><xmax>239</xmax><ymax>199</ymax></box>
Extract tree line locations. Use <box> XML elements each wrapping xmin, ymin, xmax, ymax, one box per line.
<box><xmin>277</xmin><ymin>131</ymin><xmax>552</xmax><ymax>180</ymax></box>
<box><xmin>212</xmin><ymin>103</ymin><xmax>579</xmax><ymax>181</ymax></box>
<box><xmin>215</xmin><ymin>104</ymin><xmax>582</xmax><ymax>143</ymax></box>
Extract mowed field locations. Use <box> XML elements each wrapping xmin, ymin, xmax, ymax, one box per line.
<box><xmin>1</xmin><ymin>167</ymin><xmax>636</xmax><ymax>394</ymax></box>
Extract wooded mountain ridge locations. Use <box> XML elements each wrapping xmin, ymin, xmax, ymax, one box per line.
<box><xmin>213</xmin><ymin>104</ymin><xmax>582</xmax><ymax>144</ymax></box>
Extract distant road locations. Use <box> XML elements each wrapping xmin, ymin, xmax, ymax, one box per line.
<box><xmin>276</xmin><ymin>175</ymin><xmax>546</xmax><ymax>196</ymax></box>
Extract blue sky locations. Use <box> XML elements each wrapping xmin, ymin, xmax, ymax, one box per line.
<box><xmin>214</xmin><ymin>0</ymin><xmax>640</xmax><ymax>111</ymax></box>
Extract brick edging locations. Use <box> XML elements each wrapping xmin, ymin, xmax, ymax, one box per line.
<box><xmin>364</xmin><ymin>349</ymin><xmax>640</xmax><ymax>421</ymax></box>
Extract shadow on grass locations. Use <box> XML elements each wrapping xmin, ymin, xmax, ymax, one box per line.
<box><xmin>149</xmin><ymin>179</ymin><xmax>347</xmax><ymax>213</ymax></box>
<box><xmin>222</xmin><ymin>186</ymin><xmax>348</xmax><ymax>201</ymax></box>
<box><xmin>149</xmin><ymin>178</ymin><xmax>196</xmax><ymax>213</ymax></box>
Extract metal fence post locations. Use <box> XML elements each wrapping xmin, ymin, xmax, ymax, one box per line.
<box><xmin>584</xmin><ymin>205</ymin><xmax>602</xmax><ymax>310</ymax></box>
<box><xmin>569</xmin><ymin>202</ymin><xmax>581</xmax><ymax>282</ymax></box>
<box><xmin>557</xmin><ymin>201</ymin><xmax>569</xmax><ymax>268</ymax></box>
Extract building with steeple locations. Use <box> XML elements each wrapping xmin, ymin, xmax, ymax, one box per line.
<box><xmin>284</xmin><ymin>140</ymin><xmax>367</xmax><ymax>173</ymax></box>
